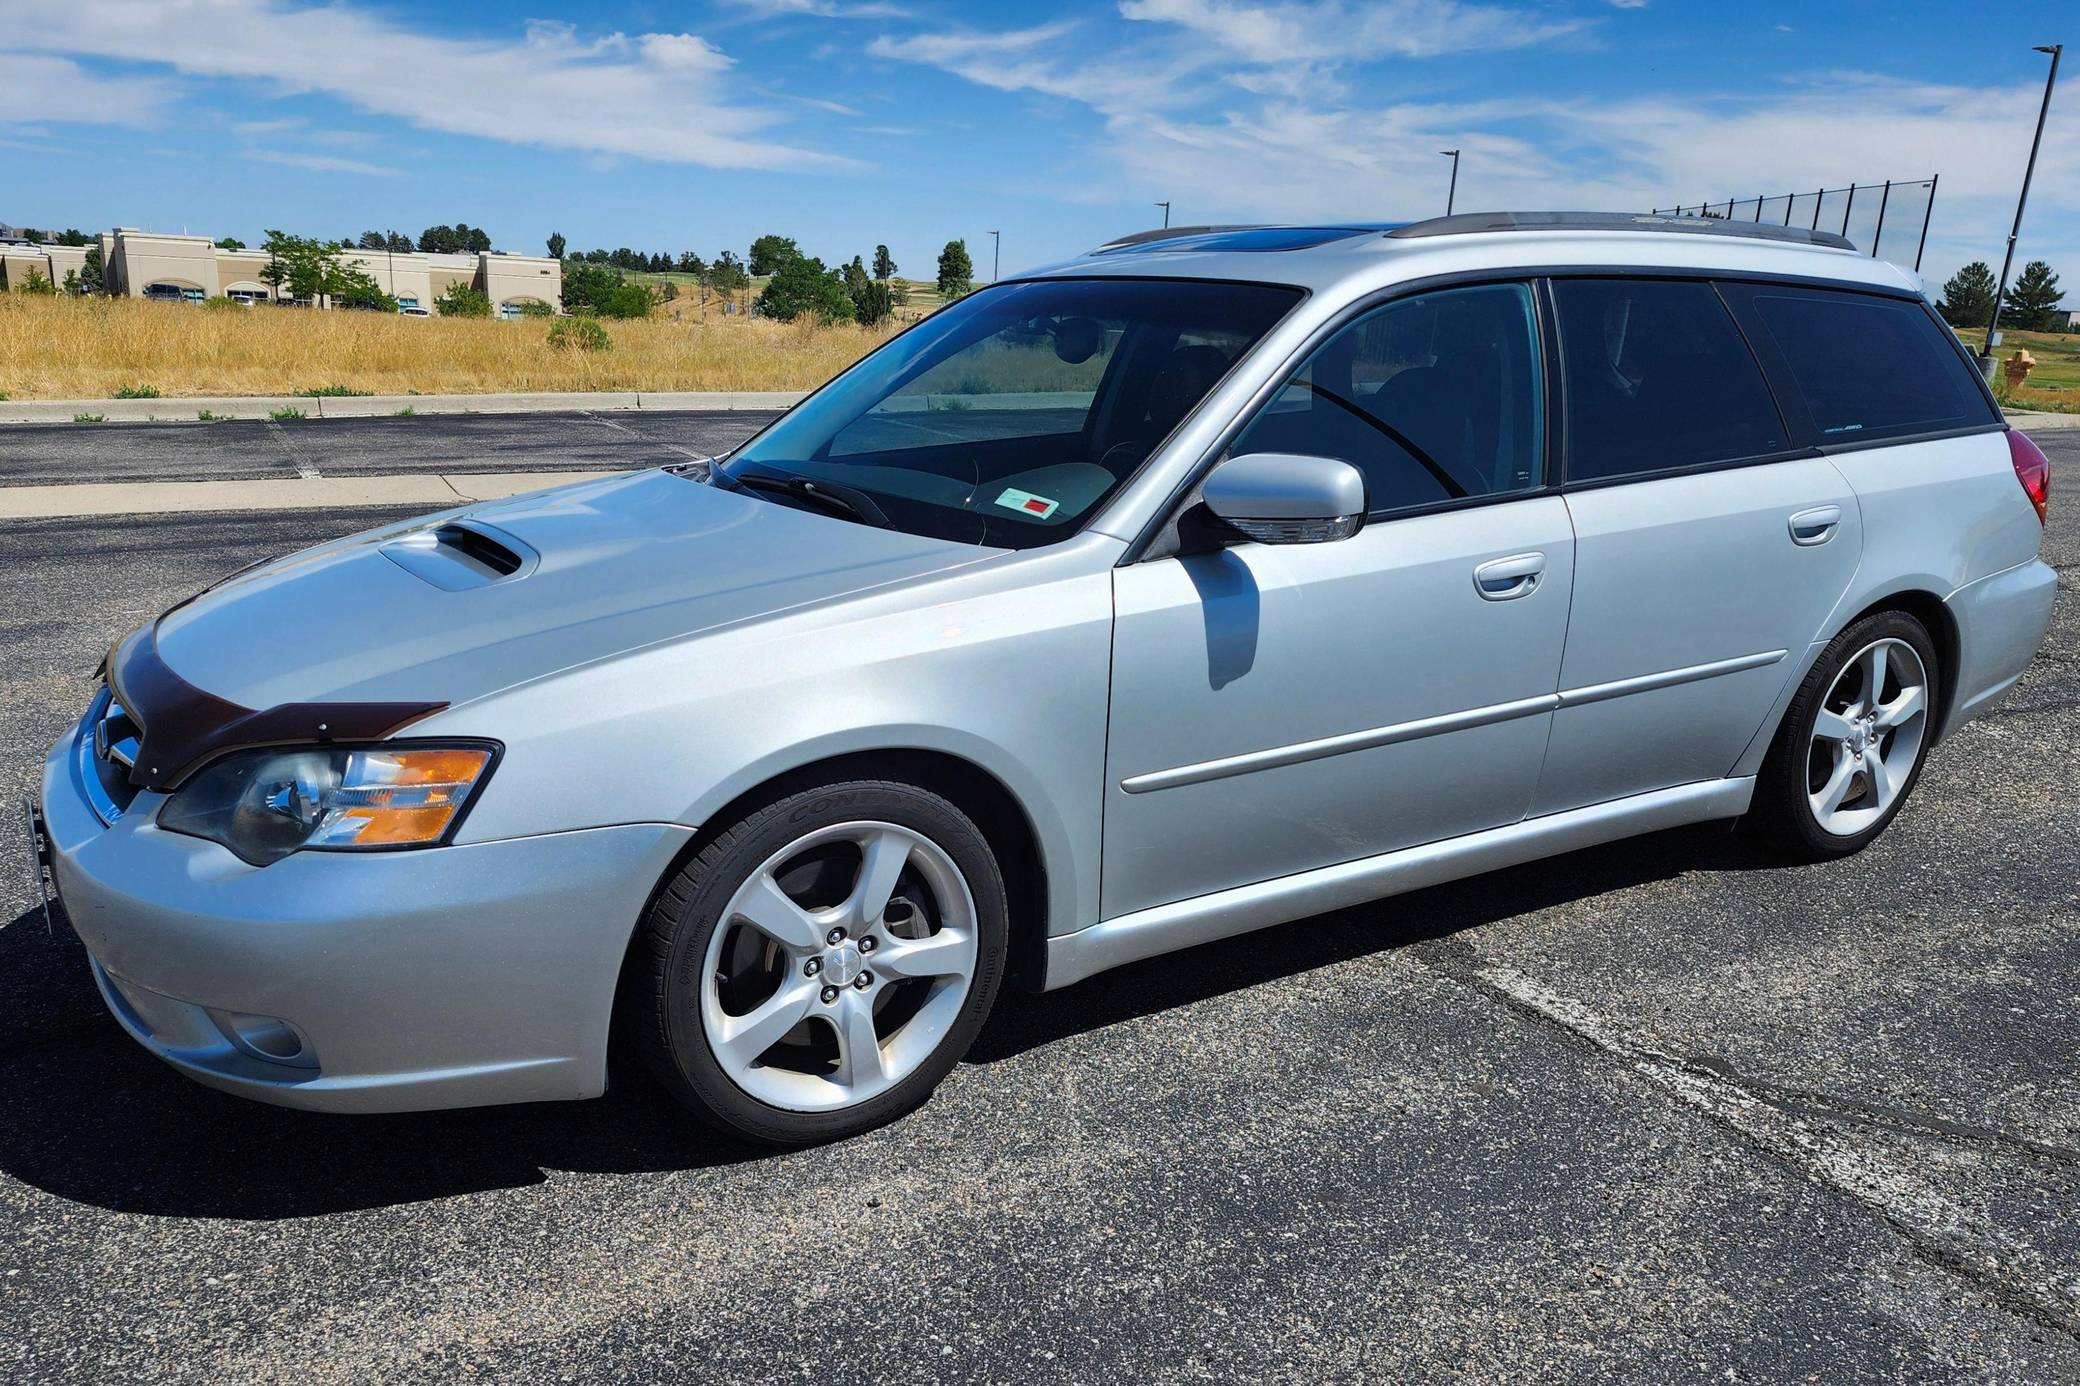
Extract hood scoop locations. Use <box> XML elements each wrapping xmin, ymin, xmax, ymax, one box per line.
<box><xmin>380</xmin><ymin>520</ymin><xmax>538</xmax><ymax>591</ymax></box>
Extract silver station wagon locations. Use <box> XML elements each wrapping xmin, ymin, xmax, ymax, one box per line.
<box><xmin>35</xmin><ymin>213</ymin><xmax>2057</xmax><ymax>1145</ymax></box>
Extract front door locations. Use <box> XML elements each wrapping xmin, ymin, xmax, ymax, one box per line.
<box><xmin>1102</xmin><ymin>281</ymin><xmax>1574</xmax><ymax>918</ymax></box>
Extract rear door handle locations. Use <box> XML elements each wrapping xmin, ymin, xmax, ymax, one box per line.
<box><xmin>1473</xmin><ymin>551</ymin><xmax>1545</xmax><ymax>601</ymax></box>
<box><xmin>1788</xmin><ymin>505</ymin><xmax>1842</xmax><ymax>546</ymax></box>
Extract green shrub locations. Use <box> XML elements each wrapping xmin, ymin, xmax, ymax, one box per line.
<box><xmin>434</xmin><ymin>284</ymin><xmax>493</xmax><ymax>318</ymax></box>
<box><xmin>297</xmin><ymin>385</ymin><xmax>373</xmax><ymax>397</ymax></box>
<box><xmin>112</xmin><ymin>385</ymin><xmax>161</xmax><ymax>399</ymax></box>
<box><xmin>395</xmin><ymin>406</ymin><xmax>416</xmax><ymax>417</ymax></box>
<box><xmin>547</xmin><ymin>316</ymin><xmax>612</xmax><ymax>352</ymax></box>
<box><xmin>18</xmin><ymin>269</ymin><xmax>58</xmax><ymax>296</ymax></box>
<box><xmin>73</xmin><ymin>413</ymin><xmax>105</xmax><ymax>423</ymax></box>
<box><xmin>202</xmin><ymin>296</ymin><xmax>243</xmax><ymax>311</ymax></box>
<box><xmin>515</xmin><ymin>299</ymin><xmax>555</xmax><ymax>319</ymax></box>
<box><xmin>269</xmin><ymin>406</ymin><xmax>306</xmax><ymax>421</ymax></box>
<box><xmin>196</xmin><ymin>409</ymin><xmax>227</xmax><ymax>422</ymax></box>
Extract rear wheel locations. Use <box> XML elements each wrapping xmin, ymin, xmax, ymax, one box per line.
<box><xmin>1747</xmin><ymin>610</ymin><xmax>1938</xmax><ymax>860</ymax></box>
<box><xmin>627</xmin><ymin>780</ymin><xmax>1007</xmax><ymax>1146</ymax></box>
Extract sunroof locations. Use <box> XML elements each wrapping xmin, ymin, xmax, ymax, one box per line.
<box><xmin>1094</xmin><ymin>225</ymin><xmax>1402</xmax><ymax>255</ymax></box>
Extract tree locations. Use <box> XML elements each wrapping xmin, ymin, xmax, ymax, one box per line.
<box><xmin>1938</xmin><ymin>260</ymin><xmax>1996</xmax><ymax>328</ymax></box>
<box><xmin>80</xmin><ymin>245</ymin><xmax>103</xmax><ymax>295</ymax></box>
<box><xmin>214</xmin><ymin>236</ymin><xmax>247</xmax><ymax>252</ymax></box>
<box><xmin>467</xmin><ymin>226</ymin><xmax>492</xmax><ymax>253</ymax></box>
<box><xmin>676</xmin><ymin>250</ymin><xmax>706</xmax><ymax>275</ymax></box>
<box><xmin>842</xmin><ymin>254</ymin><xmax>870</xmax><ymax>299</ymax></box>
<box><xmin>435</xmin><ymin>283</ymin><xmax>492</xmax><ymax>317</ymax></box>
<box><xmin>62</xmin><ymin>269</ymin><xmax>82</xmax><ymax>296</ymax></box>
<box><xmin>54</xmin><ymin>229</ymin><xmax>92</xmax><ymax>247</ymax></box>
<box><xmin>357</xmin><ymin>230</ymin><xmax>386</xmax><ymax>250</ymax></box>
<box><xmin>547</xmin><ymin>231</ymin><xmax>566</xmax><ymax>260</ymax></box>
<box><xmin>936</xmin><ymin>239</ymin><xmax>973</xmax><ymax>300</ymax></box>
<box><xmin>417</xmin><ymin>225</ymin><xmax>453</xmax><ymax>253</ymax></box>
<box><xmin>748</xmin><ymin>234</ymin><xmax>800</xmax><ymax>276</ymax></box>
<box><xmin>259</xmin><ymin>230</ymin><xmax>336</xmax><ymax>303</ymax></box>
<box><xmin>386</xmin><ymin>231</ymin><xmax>413</xmax><ymax>253</ymax></box>
<box><xmin>705</xmin><ymin>251</ymin><xmax>748</xmax><ymax>293</ymax></box>
<box><xmin>2007</xmin><ymin>260</ymin><xmax>2064</xmax><ymax>333</ymax></box>
<box><xmin>756</xmin><ymin>252</ymin><xmax>853</xmax><ymax>323</ymax></box>
<box><xmin>329</xmin><ymin>259</ymin><xmax>395</xmax><ymax>312</ymax></box>
<box><xmin>852</xmin><ymin>278</ymin><xmax>894</xmax><ymax>327</ymax></box>
<box><xmin>18</xmin><ymin>268</ymin><xmax>57</xmax><ymax>296</ymax></box>
<box><xmin>872</xmin><ymin>244</ymin><xmax>896</xmax><ymax>280</ymax></box>
<box><xmin>560</xmin><ymin>261</ymin><xmax>656</xmax><ymax>318</ymax></box>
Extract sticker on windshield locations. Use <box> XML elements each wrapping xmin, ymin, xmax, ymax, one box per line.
<box><xmin>995</xmin><ymin>488</ymin><xmax>1060</xmax><ymax>520</ymax></box>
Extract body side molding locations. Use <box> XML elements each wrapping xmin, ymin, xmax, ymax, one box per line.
<box><xmin>1048</xmin><ymin>777</ymin><xmax>1755</xmax><ymax>988</ymax></box>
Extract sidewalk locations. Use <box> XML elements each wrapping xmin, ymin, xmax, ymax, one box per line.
<box><xmin>0</xmin><ymin>470</ymin><xmax>611</xmax><ymax>520</ymax></box>
<box><xmin>0</xmin><ymin>390</ymin><xmax>807</xmax><ymax>425</ymax></box>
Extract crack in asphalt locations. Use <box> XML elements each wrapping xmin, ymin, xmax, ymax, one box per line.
<box><xmin>1413</xmin><ymin>937</ymin><xmax>2080</xmax><ymax>1344</ymax></box>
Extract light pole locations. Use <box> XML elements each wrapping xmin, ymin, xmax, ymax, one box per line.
<box><xmin>989</xmin><ymin>229</ymin><xmax>1000</xmax><ymax>282</ymax></box>
<box><xmin>1155</xmin><ymin>201</ymin><xmax>1171</xmax><ymax>228</ymax></box>
<box><xmin>1440</xmin><ymin>149</ymin><xmax>1460</xmax><ymax>215</ymax></box>
<box><xmin>1981</xmin><ymin>44</ymin><xmax>2062</xmax><ymax>375</ymax></box>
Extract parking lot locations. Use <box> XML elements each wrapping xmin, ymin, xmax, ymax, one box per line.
<box><xmin>1</xmin><ymin>423</ymin><xmax>2075</xmax><ymax>1384</ymax></box>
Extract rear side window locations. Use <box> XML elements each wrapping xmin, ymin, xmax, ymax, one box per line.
<box><xmin>1554</xmin><ymin>279</ymin><xmax>1786</xmax><ymax>483</ymax></box>
<box><xmin>1736</xmin><ymin>287</ymin><xmax>1997</xmax><ymax>442</ymax></box>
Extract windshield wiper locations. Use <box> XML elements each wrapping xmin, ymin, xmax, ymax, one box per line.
<box><xmin>728</xmin><ymin>471</ymin><xmax>892</xmax><ymax>528</ymax></box>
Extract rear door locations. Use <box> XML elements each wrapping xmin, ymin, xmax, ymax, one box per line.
<box><xmin>1533</xmin><ymin>276</ymin><xmax>1861</xmax><ymax>816</ymax></box>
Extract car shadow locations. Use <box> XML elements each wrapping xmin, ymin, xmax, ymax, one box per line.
<box><xmin>0</xmin><ymin>821</ymin><xmax>1780</xmax><ymax>1221</ymax></box>
<box><xmin>969</xmin><ymin>820</ymin><xmax>1780</xmax><ymax>1064</ymax></box>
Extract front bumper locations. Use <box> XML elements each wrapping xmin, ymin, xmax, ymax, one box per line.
<box><xmin>41</xmin><ymin>704</ymin><xmax>693</xmax><ymax>1113</ymax></box>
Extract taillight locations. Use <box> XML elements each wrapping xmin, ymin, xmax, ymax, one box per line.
<box><xmin>2008</xmin><ymin>428</ymin><xmax>2051</xmax><ymax>525</ymax></box>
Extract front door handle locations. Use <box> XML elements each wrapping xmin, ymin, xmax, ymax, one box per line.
<box><xmin>1473</xmin><ymin>551</ymin><xmax>1545</xmax><ymax>601</ymax></box>
<box><xmin>1788</xmin><ymin>505</ymin><xmax>1842</xmax><ymax>546</ymax></box>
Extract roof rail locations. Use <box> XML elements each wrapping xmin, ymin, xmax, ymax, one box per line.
<box><xmin>1386</xmin><ymin>211</ymin><xmax>1855</xmax><ymax>252</ymax></box>
<box><xmin>1092</xmin><ymin>224</ymin><xmax>1265</xmax><ymax>252</ymax></box>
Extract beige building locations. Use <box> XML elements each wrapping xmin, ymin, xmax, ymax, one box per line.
<box><xmin>72</xmin><ymin>227</ymin><xmax>561</xmax><ymax>314</ymax></box>
<box><xmin>0</xmin><ymin>242</ymin><xmax>89</xmax><ymax>292</ymax></box>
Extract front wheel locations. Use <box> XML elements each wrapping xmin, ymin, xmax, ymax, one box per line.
<box><xmin>1747</xmin><ymin>610</ymin><xmax>1939</xmax><ymax>861</ymax></box>
<box><xmin>626</xmin><ymin>780</ymin><xmax>1008</xmax><ymax>1146</ymax></box>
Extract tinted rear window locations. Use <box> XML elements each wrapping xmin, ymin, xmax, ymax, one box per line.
<box><xmin>1554</xmin><ymin>279</ymin><xmax>1787</xmax><ymax>483</ymax></box>
<box><xmin>1739</xmin><ymin>287</ymin><xmax>1996</xmax><ymax>441</ymax></box>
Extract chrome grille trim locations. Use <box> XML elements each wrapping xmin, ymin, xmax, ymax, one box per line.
<box><xmin>76</xmin><ymin>685</ymin><xmax>134</xmax><ymax>826</ymax></box>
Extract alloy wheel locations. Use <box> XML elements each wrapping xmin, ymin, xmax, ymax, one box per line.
<box><xmin>1806</xmin><ymin>637</ymin><xmax>1929</xmax><ymax>837</ymax></box>
<box><xmin>699</xmin><ymin>821</ymin><xmax>979</xmax><ymax>1113</ymax></box>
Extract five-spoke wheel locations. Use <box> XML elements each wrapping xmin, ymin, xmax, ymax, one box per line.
<box><xmin>628</xmin><ymin>779</ymin><xmax>1007</xmax><ymax>1146</ymax></box>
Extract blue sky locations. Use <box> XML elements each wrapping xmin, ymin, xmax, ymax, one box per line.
<box><xmin>2</xmin><ymin>1</ymin><xmax>2072</xmax><ymax>294</ymax></box>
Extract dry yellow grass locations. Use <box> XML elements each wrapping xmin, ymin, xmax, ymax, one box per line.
<box><xmin>0</xmin><ymin>294</ymin><xmax>895</xmax><ymax>399</ymax></box>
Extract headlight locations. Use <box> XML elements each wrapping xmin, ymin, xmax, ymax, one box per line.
<box><xmin>157</xmin><ymin>743</ymin><xmax>497</xmax><ymax>866</ymax></box>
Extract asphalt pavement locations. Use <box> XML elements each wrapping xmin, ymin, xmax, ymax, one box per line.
<box><xmin>0</xmin><ymin>410</ymin><xmax>782</xmax><ymax>487</ymax></box>
<box><xmin>0</xmin><ymin>431</ymin><xmax>2076</xmax><ymax>1384</ymax></box>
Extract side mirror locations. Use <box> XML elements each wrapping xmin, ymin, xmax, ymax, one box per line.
<box><xmin>1201</xmin><ymin>453</ymin><xmax>1366</xmax><ymax>544</ymax></box>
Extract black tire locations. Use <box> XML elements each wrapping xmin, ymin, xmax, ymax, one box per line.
<box><xmin>625</xmin><ymin>779</ymin><xmax>1008</xmax><ymax>1147</ymax></box>
<box><xmin>1745</xmin><ymin>609</ymin><xmax>1940</xmax><ymax>861</ymax></box>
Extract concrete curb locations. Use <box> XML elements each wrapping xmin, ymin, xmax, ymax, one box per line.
<box><xmin>0</xmin><ymin>390</ymin><xmax>807</xmax><ymax>425</ymax></box>
<box><xmin>0</xmin><ymin>470</ymin><xmax>615</xmax><ymax>520</ymax></box>
<box><xmin>2007</xmin><ymin>409</ymin><xmax>2080</xmax><ymax>432</ymax></box>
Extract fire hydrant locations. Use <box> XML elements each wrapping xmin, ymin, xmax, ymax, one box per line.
<box><xmin>2004</xmin><ymin>349</ymin><xmax>2036</xmax><ymax>392</ymax></box>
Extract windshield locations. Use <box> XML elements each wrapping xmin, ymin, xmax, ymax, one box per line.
<box><xmin>720</xmin><ymin>277</ymin><xmax>1303</xmax><ymax>548</ymax></box>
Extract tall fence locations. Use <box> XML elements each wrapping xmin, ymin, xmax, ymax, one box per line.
<box><xmin>1650</xmin><ymin>177</ymin><xmax>1939</xmax><ymax>271</ymax></box>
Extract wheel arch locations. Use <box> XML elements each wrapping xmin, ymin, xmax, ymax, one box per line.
<box><xmin>625</xmin><ymin>747</ymin><xmax>1054</xmax><ymax>998</ymax></box>
<box><xmin>1836</xmin><ymin>587</ymin><xmax>1960</xmax><ymax>742</ymax></box>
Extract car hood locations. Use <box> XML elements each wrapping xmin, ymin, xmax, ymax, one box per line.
<box><xmin>154</xmin><ymin>469</ymin><xmax>993</xmax><ymax>709</ymax></box>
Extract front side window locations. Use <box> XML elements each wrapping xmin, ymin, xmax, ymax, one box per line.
<box><xmin>1554</xmin><ymin>278</ymin><xmax>1786</xmax><ymax>483</ymax></box>
<box><xmin>1231</xmin><ymin>281</ymin><xmax>1544</xmax><ymax>514</ymax></box>
<box><xmin>1732</xmin><ymin>286</ymin><xmax>1997</xmax><ymax>442</ymax></box>
<box><xmin>721</xmin><ymin>278</ymin><xmax>1302</xmax><ymax>548</ymax></box>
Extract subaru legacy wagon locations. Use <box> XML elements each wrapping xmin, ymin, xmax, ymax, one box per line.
<box><xmin>34</xmin><ymin>213</ymin><xmax>2056</xmax><ymax>1146</ymax></box>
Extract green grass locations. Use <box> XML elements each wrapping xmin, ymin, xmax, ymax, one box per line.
<box><xmin>72</xmin><ymin>412</ymin><xmax>105</xmax><ymax>423</ymax></box>
<box><xmin>1955</xmin><ymin>325</ymin><xmax>2080</xmax><ymax>414</ymax></box>
<box><xmin>196</xmin><ymin>409</ymin><xmax>227</xmax><ymax>422</ymax></box>
<box><xmin>297</xmin><ymin>384</ymin><xmax>373</xmax><ymax>397</ymax></box>
<box><xmin>268</xmin><ymin>406</ymin><xmax>306</xmax><ymax>421</ymax></box>
<box><xmin>110</xmin><ymin>384</ymin><xmax>160</xmax><ymax>399</ymax></box>
<box><xmin>394</xmin><ymin>405</ymin><xmax>416</xmax><ymax>417</ymax></box>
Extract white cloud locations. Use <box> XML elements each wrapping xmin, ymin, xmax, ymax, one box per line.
<box><xmin>723</xmin><ymin>0</ymin><xmax>913</xmax><ymax>17</ymax></box>
<box><xmin>0</xmin><ymin>53</ymin><xmax>173</xmax><ymax>125</ymax></box>
<box><xmin>1117</xmin><ymin>0</ymin><xmax>1582</xmax><ymax>64</ymax></box>
<box><xmin>9</xmin><ymin>1</ymin><xmax>854</xmax><ymax>173</ymax></box>
<box><xmin>245</xmin><ymin>149</ymin><xmax>401</xmax><ymax>177</ymax></box>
